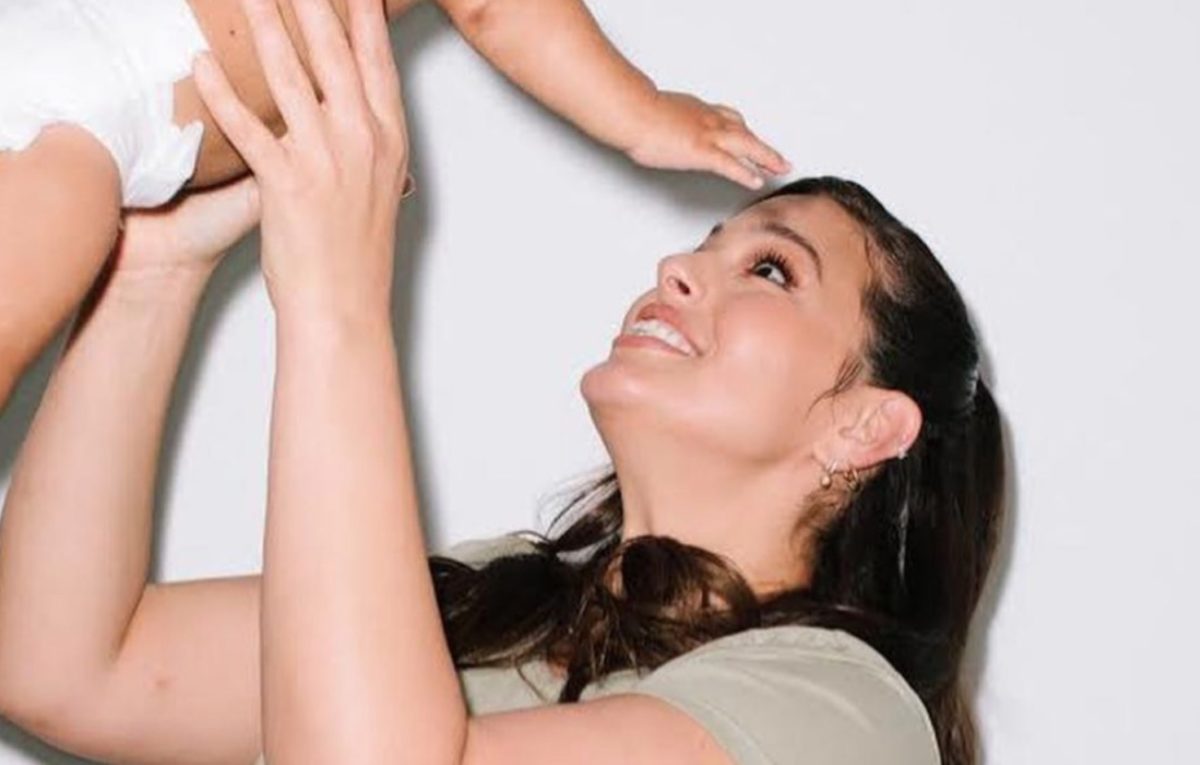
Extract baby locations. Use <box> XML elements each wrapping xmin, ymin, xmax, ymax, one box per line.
<box><xmin>0</xmin><ymin>0</ymin><xmax>789</xmax><ymax>411</ymax></box>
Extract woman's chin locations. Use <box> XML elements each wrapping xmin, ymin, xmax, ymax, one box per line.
<box><xmin>579</xmin><ymin>359</ymin><xmax>696</xmax><ymax>435</ymax></box>
<box><xmin>582</xmin><ymin>342</ymin><xmax>695</xmax><ymax>393</ymax></box>
<box><xmin>579</xmin><ymin>354</ymin><xmax>663</xmax><ymax>411</ymax></box>
<box><xmin>579</xmin><ymin>359</ymin><xmax>627</xmax><ymax>412</ymax></box>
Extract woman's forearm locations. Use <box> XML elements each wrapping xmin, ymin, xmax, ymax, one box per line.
<box><xmin>0</xmin><ymin>266</ymin><xmax>212</xmax><ymax>712</ymax></box>
<box><xmin>439</xmin><ymin>0</ymin><xmax>658</xmax><ymax>154</ymax></box>
<box><xmin>263</xmin><ymin>306</ymin><xmax>465</xmax><ymax>764</ymax></box>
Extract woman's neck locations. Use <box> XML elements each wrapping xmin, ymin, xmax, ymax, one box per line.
<box><xmin>613</xmin><ymin>457</ymin><xmax>813</xmax><ymax>594</ymax></box>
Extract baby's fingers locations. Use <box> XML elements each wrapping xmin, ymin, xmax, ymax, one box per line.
<box><xmin>193</xmin><ymin>52</ymin><xmax>283</xmax><ymax>171</ymax></box>
<box><xmin>713</xmin><ymin>104</ymin><xmax>746</xmax><ymax>125</ymax></box>
<box><xmin>703</xmin><ymin>147</ymin><xmax>765</xmax><ymax>190</ymax></box>
<box><xmin>718</xmin><ymin>128</ymin><xmax>791</xmax><ymax>176</ymax></box>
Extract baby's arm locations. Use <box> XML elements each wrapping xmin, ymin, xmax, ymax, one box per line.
<box><xmin>435</xmin><ymin>0</ymin><xmax>789</xmax><ymax>188</ymax></box>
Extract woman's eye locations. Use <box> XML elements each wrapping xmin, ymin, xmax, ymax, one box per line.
<box><xmin>750</xmin><ymin>251</ymin><xmax>796</xmax><ymax>289</ymax></box>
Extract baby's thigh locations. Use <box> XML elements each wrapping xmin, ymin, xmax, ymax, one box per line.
<box><xmin>0</xmin><ymin>125</ymin><xmax>121</xmax><ymax>370</ymax></box>
<box><xmin>0</xmin><ymin>124</ymin><xmax>121</xmax><ymax>243</ymax></box>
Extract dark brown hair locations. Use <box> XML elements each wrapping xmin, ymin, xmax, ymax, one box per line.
<box><xmin>430</xmin><ymin>177</ymin><xmax>1004</xmax><ymax>765</ymax></box>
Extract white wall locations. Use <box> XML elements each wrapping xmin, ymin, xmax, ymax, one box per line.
<box><xmin>2</xmin><ymin>0</ymin><xmax>1197</xmax><ymax>762</ymax></box>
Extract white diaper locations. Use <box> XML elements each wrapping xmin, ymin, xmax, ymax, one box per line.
<box><xmin>0</xmin><ymin>0</ymin><xmax>211</xmax><ymax>208</ymax></box>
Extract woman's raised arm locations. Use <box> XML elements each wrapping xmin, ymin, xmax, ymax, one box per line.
<box><xmin>195</xmin><ymin>3</ymin><xmax>740</xmax><ymax>765</ymax></box>
<box><xmin>191</xmin><ymin>0</ymin><xmax>457</xmax><ymax>758</ymax></box>
<box><xmin>0</xmin><ymin>180</ymin><xmax>266</xmax><ymax>765</ymax></box>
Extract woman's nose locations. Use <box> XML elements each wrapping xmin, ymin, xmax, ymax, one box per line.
<box><xmin>657</xmin><ymin>253</ymin><xmax>704</xmax><ymax>301</ymax></box>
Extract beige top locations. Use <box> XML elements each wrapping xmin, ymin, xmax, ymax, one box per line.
<box><xmin>253</xmin><ymin>535</ymin><xmax>939</xmax><ymax>764</ymax></box>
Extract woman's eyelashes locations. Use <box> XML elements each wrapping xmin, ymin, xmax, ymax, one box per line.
<box><xmin>749</xmin><ymin>250</ymin><xmax>797</xmax><ymax>289</ymax></box>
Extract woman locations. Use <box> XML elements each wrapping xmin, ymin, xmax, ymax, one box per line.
<box><xmin>0</xmin><ymin>0</ymin><xmax>1003</xmax><ymax>763</ymax></box>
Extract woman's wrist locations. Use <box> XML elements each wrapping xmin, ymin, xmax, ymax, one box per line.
<box><xmin>103</xmin><ymin>261</ymin><xmax>219</xmax><ymax>304</ymax></box>
<box><xmin>613</xmin><ymin>77</ymin><xmax>663</xmax><ymax>154</ymax></box>
<box><xmin>68</xmin><ymin>262</ymin><xmax>216</xmax><ymax>341</ymax></box>
<box><xmin>67</xmin><ymin>266</ymin><xmax>211</xmax><ymax>348</ymax></box>
<box><xmin>274</xmin><ymin>300</ymin><xmax>395</xmax><ymax>351</ymax></box>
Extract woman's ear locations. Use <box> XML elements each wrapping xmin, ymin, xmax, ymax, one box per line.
<box><xmin>836</xmin><ymin>388</ymin><xmax>922</xmax><ymax>470</ymax></box>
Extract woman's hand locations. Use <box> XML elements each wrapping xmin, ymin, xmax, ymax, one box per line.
<box><xmin>191</xmin><ymin>0</ymin><xmax>408</xmax><ymax>321</ymax></box>
<box><xmin>627</xmin><ymin>90</ymin><xmax>790</xmax><ymax>190</ymax></box>
<box><xmin>110</xmin><ymin>176</ymin><xmax>262</xmax><ymax>280</ymax></box>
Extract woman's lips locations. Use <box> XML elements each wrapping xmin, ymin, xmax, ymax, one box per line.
<box><xmin>611</xmin><ymin>333</ymin><xmax>693</xmax><ymax>356</ymax></box>
<box><xmin>634</xmin><ymin>302</ymin><xmax>700</xmax><ymax>353</ymax></box>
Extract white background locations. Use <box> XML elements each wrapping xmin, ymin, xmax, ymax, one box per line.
<box><xmin>2</xmin><ymin>0</ymin><xmax>1198</xmax><ymax>762</ymax></box>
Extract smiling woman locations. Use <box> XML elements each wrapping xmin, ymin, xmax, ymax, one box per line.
<box><xmin>0</xmin><ymin>0</ymin><xmax>1000</xmax><ymax>761</ymax></box>
<box><xmin>0</xmin><ymin>181</ymin><xmax>1002</xmax><ymax>765</ymax></box>
<box><xmin>417</xmin><ymin>177</ymin><xmax>1004</xmax><ymax>765</ymax></box>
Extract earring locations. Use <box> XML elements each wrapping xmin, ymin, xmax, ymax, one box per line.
<box><xmin>897</xmin><ymin>448</ymin><xmax>908</xmax><ymax>461</ymax></box>
<box><xmin>845</xmin><ymin>466</ymin><xmax>862</xmax><ymax>492</ymax></box>
<box><xmin>819</xmin><ymin>460</ymin><xmax>837</xmax><ymax>489</ymax></box>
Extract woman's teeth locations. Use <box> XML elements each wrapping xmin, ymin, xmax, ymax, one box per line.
<box><xmin>626</xmin><ymin>319</ymin><xmax>697</xmax><ymax>356</ymax></box>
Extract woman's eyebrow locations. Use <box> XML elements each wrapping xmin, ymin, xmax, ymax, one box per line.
<box><xmin>706</xmin><ymin>221</ymin><xmax>825</xmax><ymax>281</ymax></box>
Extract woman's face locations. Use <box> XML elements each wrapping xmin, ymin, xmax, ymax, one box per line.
<box><xmin>581</xmin><ymin>194</ymin><xmax>875</xmax><ymax>468</ymax></box>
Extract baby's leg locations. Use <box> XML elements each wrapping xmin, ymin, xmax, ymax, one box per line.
<box><xmin>0</xmin><ymin>0</ymin><xmax>413</xmax><ymax>410</ymax></box>
<box><xmin>178</xmin><ymin>0</ymin><xmax>420</xmax><ymax>188</ymax></box>
<box><xmin>0</xmin><ymin>127</ymin><xmax>121</xmax><ymax>410</ymax></box>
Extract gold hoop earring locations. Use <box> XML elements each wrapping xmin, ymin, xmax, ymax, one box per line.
<box><xmin>844</xmin><ymin>466</ymin><xmax>862</xmax><ymax>492</ymax></box>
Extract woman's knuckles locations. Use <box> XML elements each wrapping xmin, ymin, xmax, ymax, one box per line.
<box><xmin>326</xmin><ymin>113</ymin><xmax>376</xmax><ymax>155</ymax></box>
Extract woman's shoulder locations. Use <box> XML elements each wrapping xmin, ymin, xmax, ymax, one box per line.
<box><xmin>626</xmin><ymin>625</ymin><xmax>941</xmax><ymax>764</ymax></box>
<box><xmin>435</xmin><ymin>535</ymin><xmax>939</xmax><ymax>761</ymax></box>
<box><xmin>670</xmin><ymin>622</ymin><xmax>913</xmax><ymax>683</ymax></box>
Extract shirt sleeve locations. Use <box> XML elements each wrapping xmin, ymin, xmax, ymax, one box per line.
<box><xmin>626</xmin><ymin>627</ymin><xmax>940</xmax><ymax>765</ymax></box>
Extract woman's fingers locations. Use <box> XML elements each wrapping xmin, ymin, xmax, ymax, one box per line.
<box><xmin>193</xmin><ymin>52</ymin><xmax>283</xmax><ymax>171</ymax></box>
<box><xmin>240</xmin><ymin>0</ymin><xmax>324</xmax><ymax>148</ymax></box>
<box><xmin>198</xmin><ymin>0</ymin><xmax>407</xmax><ymax>218</ymax></box>
<box><xmin>346</xmin><ymin>0</ymin><xmax>406</xmax><ymax>137</ymax></box>
<box><xmin>290</xmin><ymin>0</ymin><xmax>366</xmax><ymax>120</ymax></box>
<box><xmin>126</xmin><ymin>176</ymin><xmax>262</xmax><ymax>265</ymax></box>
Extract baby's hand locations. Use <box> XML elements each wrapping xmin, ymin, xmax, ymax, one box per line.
<box><xmin>627</xmin><ymin>91</ymin><xmax>790</xmax><ymax>189</ymax></box>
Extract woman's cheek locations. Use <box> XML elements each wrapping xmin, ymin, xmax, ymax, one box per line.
<box><xmin>717</xmin><ymin>304</ymin><xmax>813</xmax><ymax>390</ymax></box>
<box><xmin>725</xmin><ymin>308</ymin><xmax>847</xmax><ymax>431</ymax></box>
